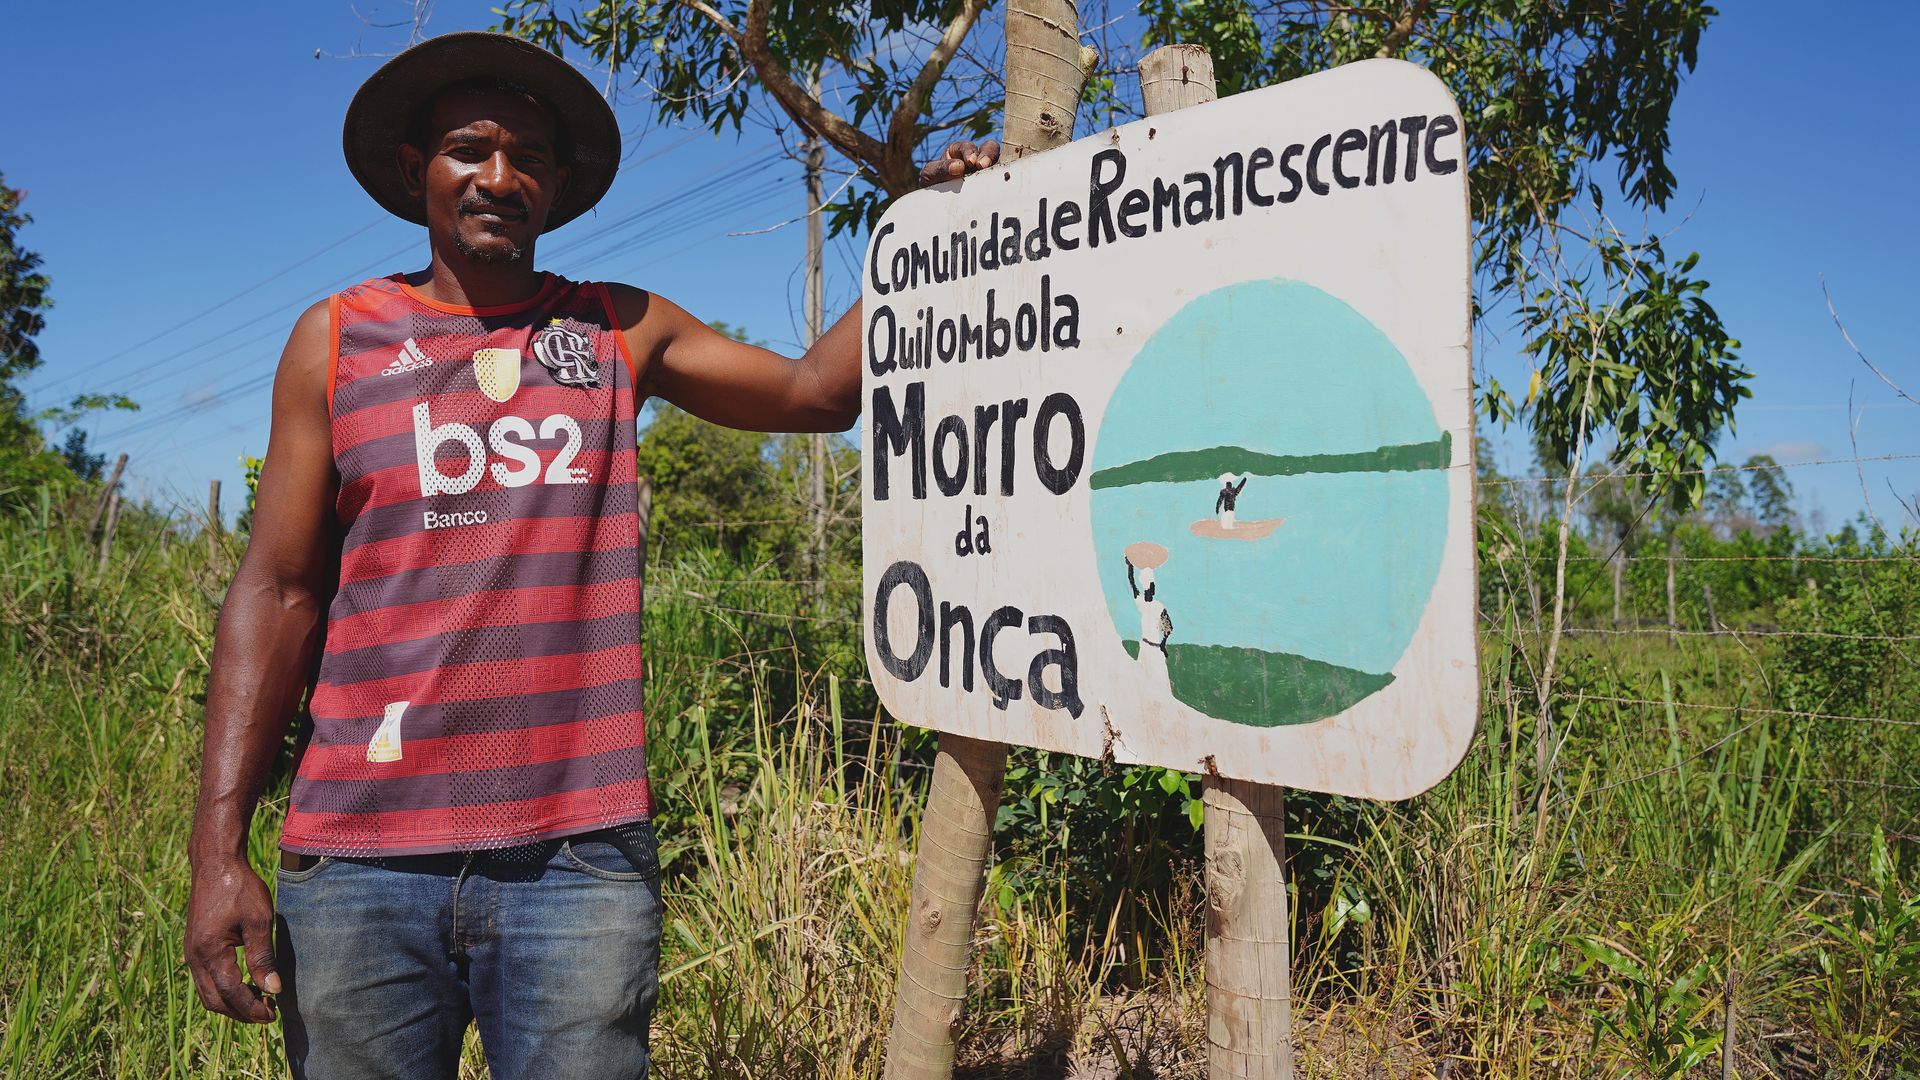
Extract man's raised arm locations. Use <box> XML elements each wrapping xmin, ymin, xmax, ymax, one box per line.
<box><xmin>185</xmin><ymin>300</ymin><xmax>339</xmax><ymax>1024</ymax></box>
<box><xmin>609</xmin><ymin>284</ymin><xmax>866</xmax><ymax>433</ymax></box>
<box><xmin>610</xmin><ymin>140</ymin><xmax>1001</xmax><ymax>433</ymax></box>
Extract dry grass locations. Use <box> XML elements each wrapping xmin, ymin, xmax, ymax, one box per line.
<box><xmin>3</xmin><ymin>495</ymin><xmax>1917</xmax><ymax>1078</ymax></box>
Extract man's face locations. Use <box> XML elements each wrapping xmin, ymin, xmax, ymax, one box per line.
<box><xmin>399</xmin><ymin>87</ymin><xmax>569</xmax><ymax>264</ymax></box>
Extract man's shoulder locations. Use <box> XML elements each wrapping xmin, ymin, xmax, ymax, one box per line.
<box><xmin>598</xmin><ymin>280</ymin><xmax>649</xmax><ymax>304</ymax></box>
<box><xmin>596</xmin><ymin>281</ymin><xmax>660</xmax><ymax>334</ymax></box>
<box><xmin>335</xmin><ymin>274</ymin><xmax>406</xmax><ymax>303</ymax></box>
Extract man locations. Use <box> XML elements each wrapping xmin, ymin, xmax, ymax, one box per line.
<box><xmin>183</xmin><ymin>31</ymin><xmax>997</xmax><ymax>1079</ymax></box>
<box><xmin>1215</xmin><ymin>471</ymin><xmax>1248</xmax><ymax>530</ymax></box>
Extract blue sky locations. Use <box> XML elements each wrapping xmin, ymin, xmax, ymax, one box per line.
<box><xmin>6</xmin><ymin>2</ymin><xmax>1916</xmax><ymax>531</ymax></box>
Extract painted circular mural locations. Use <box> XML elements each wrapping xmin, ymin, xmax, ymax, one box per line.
<box><xmin>1090</xmin><ymin>279</ymin><xmax>1450</xmax><ymax>727</ymax></box>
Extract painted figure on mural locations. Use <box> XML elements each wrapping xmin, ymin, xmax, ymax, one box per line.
<box><xmin>1215</xmin><ymin>472</ymin><xmax>1248</xmax><ymax>530</ymax></box>
<box><xmin>1127</xmin><ymin>557</ymin><xmax>1174</xmax><ymax>688</ymax></box>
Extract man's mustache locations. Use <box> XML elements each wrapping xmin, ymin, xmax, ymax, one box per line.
<box><xmin>459</xmin><ymin>197</ymin><xmax>528</xmax><ymax>219</ymax></box>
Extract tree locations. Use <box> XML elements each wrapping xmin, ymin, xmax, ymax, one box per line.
<box><xmin>1741</xmin><ymin>453</ymin><xmax>1794</xmax><ymax>534</ymax></box>
<box><xmin>1702</xmin><ymin>461</ymin><xmax>1747</xmax><ymax>537</ymax></box>
<box><xmin>0</xmin><ymin>178</ymin><xmax>138</xmax><ymax>504</ymax></box>
<box><xmin>507</xmin><ymin>3</ymin><xmax>1748</xmax><ymax>508</ymax></box>
<box><xmin>496</xmin><ymin>0</ymin><xmax>1028</xmax><ymax>232</ymax></box>
<box><xmin>635</xmin><ymin>400</ymin><xmax>790</xmax><ymax>557</ymax></box>
<box><xmin>59</xmin><ymin>429</ymin><xmax>105</xmax><ymax>482</ymax></box>
<box><xmin>0</xmin><ymin>176</ymin><xmax>51</xmax><ymax>400</ymax></box>
<box><xmin>1134</xmin><ymin>2</ymin><xmax>1747</xmax><ymax>508</ymax></box>
<box><xmin>0</xmin><ymin>175</ymin><xmax>66</xmax><ymax>499</ymax></box>
<box><xmin>632</xmin><ymin>322</ymin><xmax>859</xmax><ymax>565</ymax></box>
<box><xmin>1</xmin><ymin>177</ymin><xmax>52</xmax><ymax>446</ymax></box>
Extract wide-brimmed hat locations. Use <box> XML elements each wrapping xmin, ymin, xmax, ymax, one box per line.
<box><xmin>342</xmin><ymin>31</ymin><xmax>620</xmax><ymax>232</ymax></box>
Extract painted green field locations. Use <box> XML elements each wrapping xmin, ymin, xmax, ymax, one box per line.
<box><xmin>1122</xmin><ymin>639</ymin><xmax>1393</xmax><ymax>725</ymax></box>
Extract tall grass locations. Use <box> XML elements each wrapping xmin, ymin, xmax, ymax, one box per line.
<box><xmin>2</xmin><ymin>488</ymin><xmax>1916</xmax><ymax>1077</ymax></box>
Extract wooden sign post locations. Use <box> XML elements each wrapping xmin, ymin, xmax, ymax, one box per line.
<box><xmin>1137</xmin><ymin>44</ymin><xmax>1291</xmax><ymax>1076</ymax></box>
<box><xmin>869</xmin><ymin>36</ymin><xmax>1476</xmax><ymax>1080</ymax></box>
<box><xmin>883</xmin><ymin>4</ymin><xmax>1093</xmax><ymax>1078</ymax></box>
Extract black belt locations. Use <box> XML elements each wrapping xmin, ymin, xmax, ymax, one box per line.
<box><xmin>280</xmin><ymin>820</ymin><xmax>652</xmax><ymax>875</ymax></box>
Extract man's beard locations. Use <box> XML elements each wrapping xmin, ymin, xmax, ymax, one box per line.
<box><xmin>453</xmin><ymin>225</ymin><xmax>527</xmax><ymax>264</ymax></box>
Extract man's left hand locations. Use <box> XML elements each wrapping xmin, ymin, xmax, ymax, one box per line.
<box><xmin>920</xmin><ymin>140</ymin><xmax>1001</xmax><ymax>187</ymax></box>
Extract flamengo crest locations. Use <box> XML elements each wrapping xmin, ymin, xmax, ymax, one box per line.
<box><xmin>532</xmin><ymin>322</ymin><xmax>599</xmax><ymax>388</ymax></box>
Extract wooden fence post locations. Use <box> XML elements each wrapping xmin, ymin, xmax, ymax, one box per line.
<box><xmin>1666</xmin><ymin>536</ymin><xmax>1679</xmax><ymax>642</ymax></box>
<box><xmin>97</xmin><ymin>490</ymin><xmax>122</xmax><ymax>573</ymax></box>
<box><xmin>1140</xmin><ymin>44</ymin><xmax>1294</xmax><ymax>1078</ymax></box>
<box><xmin>206</xmin><ymin>479</ymin><xmax>223</xmax><ymax>566</ymax></box>
<box><xmin>87</xmin><ymin>453</ymin><xmax>128</xmax><ymax>541</ymax></box>
<box><xmin>1139</xmin><ymin>42</ymin><xmax>1217</xmax><ymax>113</ymax></box>
<box><xmin>1611</xmin><ymin>554</ymin><xmax>1625</xmax><ymax>626</ymax></box>
<box><xmin>1203</xmin><ymin>777</ymin><xmax>1294</xmax><ymax>1078</ymax></box>
<box><xmin>882</xmin><ymin>5</ymin><xmax>1092</xmax><ymax>1078</ymax></box>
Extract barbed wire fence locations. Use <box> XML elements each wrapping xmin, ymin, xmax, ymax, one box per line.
<box><xmin>117</xmin><ymin>430</ymin><xmax>1918</xmax><ymax>908</ymax></box>
<box><xmin>644</xmin><ymin>444</ymin><xmax>1920</xmax><ymax>904</ymax></box>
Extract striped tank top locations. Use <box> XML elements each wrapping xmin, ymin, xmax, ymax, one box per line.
<box><xmin>281</xmin><ymin>272</ymin><xmax>650</xmax><ymax>856</ymax></box>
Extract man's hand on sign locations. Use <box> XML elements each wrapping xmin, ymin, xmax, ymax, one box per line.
<box><xmin>920</xmin><ymin>139</ymin><xmax>1001</xmax><ymax>188</ymax></box>
<box><xmin>185</xmin><ymin>854</ymin><xmax>281</xmax><ymax>1023</ymax></box>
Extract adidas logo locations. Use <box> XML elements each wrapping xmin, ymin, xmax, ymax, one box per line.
<box><xmin>380</xmin><ymin>338</ymin><xmax>433</xmax><ymax>376</ymax></box>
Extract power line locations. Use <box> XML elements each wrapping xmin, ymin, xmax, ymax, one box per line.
<box><xmin>1484</xmin><ymin>452</ymin><xmax>1920</xmax><ymax>487</ymax></box>
<box><xmin>1568</xmin><ymin>693</ymin><xmax>1918</xmax><ymax>729</ymax></box>
<box><xmin>1500</xmin><ymin>553</ymin><xmax>1917</xmax><ymax>565</ymax></box>
<box><xmin>1562</xmin><ymin>625</ymin><xmax>1920</xmax><ymax>645</ymax></box>
<box><xmin>100</xmin><ymin>167</ymin><xmax>797</xmax><ymax>451</ymax></box>
<box><xmin>52</xmin><ymin>138</ymin><xmax>778</xmax><ymax>409</ymax></box>
<box><xmin>29</xmin><ymin>218</ymin><xmax>393</xmax><ymax>397</ymax></box>
<box><xmin>58</xmin><ymin>237</ymin><xmax>419</xmax><ymax>404</ymax></box>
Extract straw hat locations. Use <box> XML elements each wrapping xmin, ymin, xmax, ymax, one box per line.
<box><xmin>342</xmin><ymin>32</ymin><xmax>620</xmax><ymax>232</ymax></box>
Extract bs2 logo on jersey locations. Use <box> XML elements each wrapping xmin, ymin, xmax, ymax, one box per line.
<box><xmin>410</xmin><ymin>343</ymin><xmax>590</xmax><ymax>499</ymax></box>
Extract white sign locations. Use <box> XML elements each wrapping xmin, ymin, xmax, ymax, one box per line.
<box><xmin>861</xmin><ymin>59</ymin><xmax>1476</xmax><ymax>799</ymax></box>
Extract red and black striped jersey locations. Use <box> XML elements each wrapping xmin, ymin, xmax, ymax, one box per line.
<box><xmin>281</xmin><ymin>273</ymin><xmax>649</xmax><ymax>856</ymax></box>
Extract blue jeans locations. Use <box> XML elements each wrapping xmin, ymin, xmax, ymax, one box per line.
<box><xmin>274</xmin><ymin>823</ymin><xmax>662</xmax><ymax>1080</ymax></box>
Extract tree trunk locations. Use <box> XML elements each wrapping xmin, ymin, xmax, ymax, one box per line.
<box><xmin>884</xmin><ymin>9</ymin><xmax>1090</xmax><ymax>1078</ymax></box>
<box><xmin>1002</xmin><ymin>0</ymin><xmax>1094</xmax><ymax>160</ymax></box>
<box><xmin>805</xmin><ymin>73</ymin><xmax>829</xmax><ymax>599</ymax></box>
<box><xmin>884</xmin><ymin>734</ymin><xmax>1009</xmax><ymax>1079</ymax></box>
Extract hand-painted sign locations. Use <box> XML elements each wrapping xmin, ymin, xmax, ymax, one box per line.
<box><xmin>861</xmin><ymin>59</ymin><xmax>1475</xmax><ymax>799</ymax></box>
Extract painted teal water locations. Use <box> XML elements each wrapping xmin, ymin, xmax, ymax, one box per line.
<box><xmin>1093</xmin><ymin>280</ymin><xmax>1443</xmax><ymax>469</ymax></box>
<box><xmin>1093</xmin><ymin>471</ymin><xmax>1446</xmax><ymax>675</ymax></box>
<box><xmin>1089</xmin><ymin>279</ymin><xmax>1449</xmax><ymax>724</ymax></box>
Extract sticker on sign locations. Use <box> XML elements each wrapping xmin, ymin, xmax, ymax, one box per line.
<box><xmin>861</xmin><ymin>59</ymin><xmax>1476</xmax><ymax>800</ymax></box>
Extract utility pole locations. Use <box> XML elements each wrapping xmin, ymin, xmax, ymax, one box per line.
<box><xmin>805</xmin><ymin>71</ymin><xmax>829</xmax><ymax>600</ymax></box>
